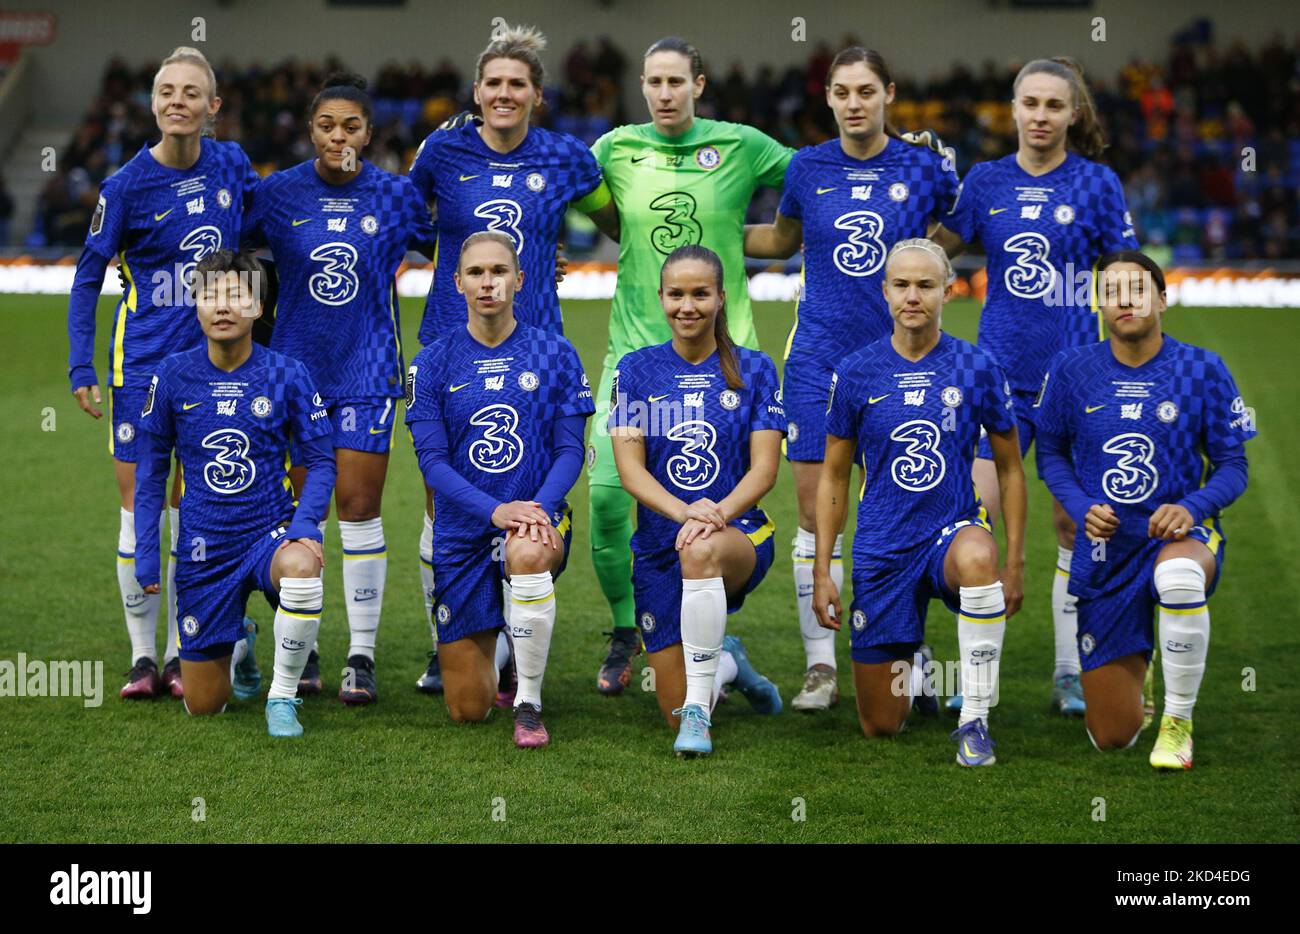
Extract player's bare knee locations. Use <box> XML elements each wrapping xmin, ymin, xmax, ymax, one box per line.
<box><xmin>952</xmin><ymin>539</ymin><xmax>999</xmax><ymax>585</ymax></box>
<box><xmin>1087</xmin><ymin>714</ymin><xmax>1143</xmax><ymax>750</ymax></box>
<box><xmin>859</xmin><ymin>713</ymin><xmax>904</xmax><ymax>739</ymax></box>
<box><xmin>448</xmin><ymin>696</ymin><xmax>492</xmax><ymax>723</ymax></box>
<box><xmin>678</xmin><ymin>537</ymin><xmax>721</xmax><ymax>578</ymax></box>
<box><xmin>506</xmin><ymin>538</ymin><xmax>550</xmax><ymax>575</ymax></box>
<box><xmin>278</xmin><ymin>543</ymin><xmax>320</xmax><ymax>579</ymax></box>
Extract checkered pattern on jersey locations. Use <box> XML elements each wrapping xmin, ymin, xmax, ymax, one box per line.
<box><xmin>608</xmin><ymin>342</ymin><xmax>785</xmax><ymax>561</ymax></box>
<box><xmin>826</xmin><ymin>332</ymin><xmax>1016</xmax><ymax>564</ymax></box>
<box><xmin>1035</xmin><ymin>337</ymin><xmax>1257</xmax><ymax>548</ymax></box>
<box><xmin>944</xmin><ymin>153</ymin><xmax>1138</xmax><ymax>392</ymax></box>
<box><xmin>85</xmin><ymin>140</ymin><xmax>260</xmax><ymax>388</ymax></box>
<box><xmin>405</xmin><ymin>324</ymin><xmax>594</xmax><ymax>547</ymax></box>
<box><xmin>409</xmin><ymin>123</ymin><xmax>604</xmax><ymax>343</ymax></box>
<box><xmin>244</xmin><ymin>160</ymin><xmax>433</xmax><ymax>400</ymax></box>
<box><xmin>781</xmin><ymin>138</ymin><xmax>960</xmax><ymax>367</ymax></box>
<box><xmin>138</xmin><ymin>344</ymin><xmax>331</xmax><ymax>540</ymax></box>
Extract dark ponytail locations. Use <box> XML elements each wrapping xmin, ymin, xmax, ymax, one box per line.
<box><xmin>660</xmin><ymin>244</ymin><xmax>743</xmax><ymax>390</ymax></box>
<box><xmin>1013</xmin><ymin>57</ymin><xmax>1106</xmax><ymax>160</ymax></box>
<box><xmin>827</xmin><ymin>46</ymin><xmax>902</xmax><ymax>140</ymax></box>
<box><xmin>309</xmin><ymin>71</ymin><xmax>373</xmax><ymax>124</ymax></box>
<box><xmin>644</xmin><ymin>36</ymin><xmax>704</xmax><ymax>80</ymax></box>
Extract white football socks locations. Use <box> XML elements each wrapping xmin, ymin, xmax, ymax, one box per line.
<box><xmin>681</xmin><ymin>576</ymin><xmax>726</xmax><ymax>710</ymax></box>
<box><xmin>495</xmin><ymin>630</ymin><xmax>512</xmax><ymax>671</ymax></box>
<box><xmin>794</xmin><ymin>527</ymin><xmax>840</xmax><ymax>670</ymax></box>
<box><xmin>509</xmin><ymin>572</ymin><xmax>555</xmax><ymax>709</ymax></box>
<box><xmin>312</xmin><ymin>518</ymin><xmax>327</xmax><ymax>654</ymax></box>
<box><xmin>340</xmin><ymin>518</ymin><xmax>385</xmax><ymax>660</ymax></box>
<box><xmin>1052</xmin><ymin>546</ymin><xmax>1081</xmax><ymax>677</ymax></box>
<box><xmin>117</xmin><ymin>508</ymin><xmax>159</xmax><ymax>663</ymax></box>
<box><xmin>164</xmin><ymin>506</ymin><xmax>180</xmax><ymax>664</ymax></box>
<box><xmin>229</xmin><ymin>632</ymin><xmax>249</xmax><ymax>682</ymax></box>
<box><xmin>270</xmin><ymin>577</ymin><xmax>324</xmax><ymax>699</ymax></box>
<box><xmin>711</xmin><ymin>649</ymin><xmax>739</xmax><ymax>710</ymax></box>
<box><xmin>419</xmin><ymin>511</ymin><xmax>436</xmax><ymax>648</ymax></box>
<box><xmin>1155</xmin><ymin>558</ymin><xmax>1210</xmax><ymax>721</ymax></box>
<box><xmin>958</xmin><ymin>582</ymin><xmax>1007</xmax><ymax>726</ymax></box>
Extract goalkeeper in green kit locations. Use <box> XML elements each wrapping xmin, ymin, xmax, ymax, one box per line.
<box><xmin>587</xmin><ymin>36</ymin><xmax>794</xmax><ymax>693</ymax></box>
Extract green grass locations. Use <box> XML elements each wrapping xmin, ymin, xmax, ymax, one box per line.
<box><xmin>1</xmin><ymin>295</ymin><xmax>1297</xmax><ymax>842</ymax></box>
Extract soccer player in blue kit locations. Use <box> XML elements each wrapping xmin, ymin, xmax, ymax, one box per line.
<box><xmin>405</xmin><ymin>232</ymin><xmax>593</xmax><ymax>749</ymax></box>
<box><xmin>407</xmin><ymin>25</ymin><xmax>618</xmax><ymax>695</ymax></box>
<box><xmin>813</xmin><ymin>240</ymin><xmax>1026</xmax><ymax>766</ymax></box>
<box><xmin>935</xmin><ymin>58</ymin><xmax>1138</xmax><ymax>716</ymax></box>
<box><xmin>1035</xmin><ymin>252</ymin><xmax>1255</xmax><ymax>769</ymax></box>
<box><xmin>133</xmin><ymin>250</ymin><xmax>335</xmax><ymax>737</ymax></box>
<box><xmin>609</xmin><ymin>245</ymin><xmax>785</xmax><ymax>758</ymax></box>
<box><xmin>743</xmin><ymin>47</ymin><xmax>960</xmax><ymax>711</ymax></box>
<box><xmin>244</xmin><ymin>74</ymin><xmax>437</xmax><ymax>704</ymax></box>
<box><xmin>66</xmin><ymin>46</ymin><xmax>261</xmax><ymax>700</ymax></box>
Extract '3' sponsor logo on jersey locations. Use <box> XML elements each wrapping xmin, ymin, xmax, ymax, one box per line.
<box><xmin>831</xmin><ymin>210</ymin><xmax>887</xmax><ymax>277</ymax></box>
<box><xmin>649</xmin><ymin>191</ymin><xmax>702</xmax><ymax>255</ymax></box>
<box><xmin>888</xmin><ymin>419</ymin><xmax>946</xmax><ymax>492</ymax></box>
<box><xmin>1101</xmin><ymin>432</ymin><xmax>1159</xmax><ymax>503</ymax></box>
<box><xmin>474</xmin><ymin>200</ymin><xmax>525</xmax><ymax>254</ymax></box>
<box><xmin>665</xmin><ymin>419</ymin><xmax>720</xmax><ymax>491</ymax></box>
<box><xmin>308</xmin><ymin>242</ymin><xmax>360</xmax><ymax>306</ymax></box>
<box><xmin>468</xmin><ymin>404</ymin><xmax>524</xmax><ymax>473</ymax></box>
<box><xmin>200</xmin><ymin>428</ymin><xmax>256</xmax><ymax>494</ymax></box>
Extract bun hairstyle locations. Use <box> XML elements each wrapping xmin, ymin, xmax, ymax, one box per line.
<box><xmin>644</xmin><ymin>36</ymin><xmax>704</xmax><ymax>80</ymax></box>
<box><xmin>1013</xmin><ymin>57</ymin><xmax>1106</xmax><ymax>160</ymax></box>
<box><xmin>885</xmin><ymin>238</ymin><xmax>956</xmax><ymax>285</ymax></box>
<box><xmin>153</xmin><ymin>46</ymin><xmax>218</xmax><ymax>136</ymax></box>
<box><xmin>310</xmin><ymin>71</ymin><xmax>373</xmax><ymax>124</ymax></box>
<box><xmin>478</xmin><ymin>24</ymin><xmax>547</xmax><ymax>88</ymax></box>
<box><xmin>660</xmin><ymin>244</ymin><xmax>743</xmax><ymax>390</ymax></box>
<box><xmin>826</xmin><ymin>46</ymin><xmax>902</xmax><ymax>140</ymax></box>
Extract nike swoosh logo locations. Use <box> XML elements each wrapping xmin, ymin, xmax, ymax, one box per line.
<box><xmin>963</xmin><ymin>740</ymin><xmax>979</xmax><ymax>759</ymax></box>
<box><xmin>988</xmin><ymin>207</ymin><xmax>1008</xmax><ymax>215</ymax></box>
<box><xmin>182</xmin><ymin>401</ymin><xmax>202</xmax><ymax>410</ymax></box>
<box><xmin>368</xmin><ymin>426</ymin><xmax>388</xmax><ymax>435</ymax></box>
<box><xmin>291</xmin><ymin>218</ymin><xmax>311</xmax><ymax>226</ymax></box>
<box><xmin>816</xmin><ymin>187</ymin><xmax>836</xmax><ymax>195</ymax></box>
<box><xmin>459</xmin><ymin>174</ymin><xmax>480</xmax><ymax>181</ymax></box>
<box><xmin>1085</xmin><ymin>404</ymin><xmax>1106</xmax><ymax>413</ymax></box>
<box><xmin>154</xmin><ymin>209</ymin><xmax>173</xmax><ymax>221</ymax></box>
<box><xmin>449</xmin><ymin>383</ymin><xmax>470</xmax><ymax>392</ymax></box>
<box><xmin>631</xmin><ymin>155</ymin><xmax>650</xmax><ymax>164</ymax></box>
<box><xmin>868</xmin><ymin>394</ymin><xmax>890</xmax><ymax>404</ymax></box>
<box><xmin>648</xmin><ymin>393</ymin><xmax>670</xmax><ymax>402</ymax></box>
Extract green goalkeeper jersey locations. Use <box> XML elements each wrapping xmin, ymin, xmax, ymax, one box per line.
<box><xmin>592</xmin><ymin>118</ymin><xmax>793</xmax><ymax>356</ymax></box>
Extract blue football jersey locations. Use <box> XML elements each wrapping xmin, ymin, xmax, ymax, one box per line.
<box><xmin>137</xmin><ymin>344</ymin><xmax>332</xmax><ymax>539</ymax></box>
<box><xmin>244</xmin><ymin>160</ymin><xmax>436</xmax><ymax>400</ymax></box>
<box><xmin>780</xmin><ymin>137</ymin><xmax>959</xmax><ymax>362</ymax></box>
<box><xmin>944</xmin><ymin>153</ymin><xmax>1138</xmax><ymax>392</ymax></box>
<box><xmin>404</xmin><ymin>324</ymin><xmax>595</xmax><ymax>540</ymax></box>
<box><xmin>1035</xmin><ymin>337</ymin><xmax>1257</xmax><ymax>549</ymax></box>
<box><xmin>826</xmin><ymin>332</ymin><xmax>1017</xmax><ymax>563</ymax></box>
<box><xmin>608</xmin><ymin>342</ymin><xmax>786</xmax><ymax>558</ymax></box>
<box><xmin>408</xmin><ymin>123</ymin><xmax>604</xmax><ymax>343</ymax></box>
<box><xmin>78</xmin><ymin>140</ymin><xmax>260</xmax><ymax>388</ymax></box>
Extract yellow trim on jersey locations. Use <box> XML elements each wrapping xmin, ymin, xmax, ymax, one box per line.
<box><xmin>1201</xmin><ymin>515</ymin><xmax>1223</xmax><ymax>558</ymax></box>
<box><xmin>282</xmin><ymin>450</ymin><xmax>294</xmax><ymax>495</ymax></box>
<box><xmin>555</xmin><ymin>505</ymin><xmax>573</xmax><ymax>539</ymax></box>
<box><xmin>388</xmin><ymin>284</ymin><xmax>402</xmax><ymax>385</ymax></box>
<box><xmin>1090</xmin><ymin>257</ymin><xmax>1104</xmax><ymax>342</ymax></box>
<box><xmin>112</xmin><ymin>253</ymin><xmax>138</xmax><ymax>387</ymax></box>
<box><xmin>782</xmin><ymin>265</ymin><xmax>805</xmax><ymax>363</ymax></box>
<box><xmin>744</xmin><ymin>511</ymin><xmax>775</xmax><ymax>548</ymax></box>
<box><xmin>572</xmin><ymin>179</ymin><xmax>612</xmax><ymax>214</ymax></box>
<box><xmin>107</xmin><ymin>385</ymin><xmax>116</xmax><ymax>456</ymax></box>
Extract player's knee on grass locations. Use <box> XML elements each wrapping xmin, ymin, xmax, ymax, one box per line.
<box><xmin>857</xmin><ymin>705</ymin><xmax>907</xmax><ymax>738</ymax></box>
<box><xmin>447</xmin><ymin>685</ymin><xmax>494</xmax><ymax>722</ymax></box>
<box><xmin>181</xmin><ymin>660</ymin><xmax>231</xmax><ymax>716</ymax></box>
<box><xmin>678</xmin><ymin>536</ymin><xmax>721</xmax><ymax>579</ymax></box>
<box><xmin>1085</xmin><ymin>710</ymin><xmax>1144</xmax><ymax>751</ymax></box>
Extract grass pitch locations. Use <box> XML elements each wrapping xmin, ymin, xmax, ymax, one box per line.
<box><xmin>1</xmin><ymin>294</ymin><xmax>1296</xmax><ymax>842</ymax></box>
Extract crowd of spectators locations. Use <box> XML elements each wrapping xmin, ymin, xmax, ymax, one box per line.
<box><xmin>29</xmin><ymin>23</ymin><xmax>1300</xmax><ymax>261</ymax></box>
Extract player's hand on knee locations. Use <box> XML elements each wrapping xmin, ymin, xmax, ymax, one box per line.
<box><xmin>812</xmin><ymin>571</ymin><xmax>841</xmax><ymax>630</ymax></box>
<box><xmin>675</xmin><ymin>518</ymin><xmax>715</xmax><ymax>551</ymax></box>
<box><xmin>1000</xmin><ymin>563</ymin><xmax>1024</xmax><ymax>618</ymax></box>
<box><xmin>1084</xmin><ymin>503</ymin><xmax>1119</xmax><ymax>541</ymax></box>
<box><xmin>282</xmin><ymin>536</ymin><xmax>325</xmax><ymax>568</ymax></box>
<box><xmin>684</xmin><ymin>498</ymin><xmax>726</xmax><ymax>528</ymax></box>
<box><xmin>492</xmin><ymin>500</ymin><xmax>550</xmax><ymax>531</ymax></box>
<box><xmin>73</xmin><ymin>385</ymin><xmax>103</xmax><ymax>419</ymax></box>
<box><xmin>1148</xmin><ymin>503</ymin><xmax>1194</xmax><ymax>541</ymax></box>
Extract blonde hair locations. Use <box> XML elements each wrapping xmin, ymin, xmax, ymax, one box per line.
<box><xmin>458</xmin><ymin>231</ymin><xmax>520</xmax><ymax>272</ymax></box>
<box><xmin>153</xmin><ymin>46</ymin><xmax>217</xmax><ymax>99</ymax></box>
<box><xmin>886</xmin><ymin>238</ymin><xmax>955</xmax><ymax>284</ymax></box>
<box><xmin>477</xmin><ymin>24</ymin><xmax>547</xmax><ymax>88</ymax></box>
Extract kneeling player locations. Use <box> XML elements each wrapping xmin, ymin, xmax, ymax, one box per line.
<box><xmin>813</xmin><ymin>240</ymin><xmax>1026</xmax><ymax>766</ymax></box>
<box><xmin>405</xmin><ymin>232</ymin><xmax>592</xmax><ymax>748</ymax></box>
<box><xmin>1035</xmin><ymin>251</ymin><xmax>1255</xmax><ymax>768</ymax></box>
<box><xmin>134</xmin><ymin>250</ymin><xmax>336</xmax><ymax>737</ymax></box>
<box><xmin>610</xmin><ymin>245</ymin><xmax>785</xmax><ymax>759</ymax></box>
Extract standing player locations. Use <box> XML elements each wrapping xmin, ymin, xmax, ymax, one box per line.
<box><xmin>406</xmin><ymin>232</ymin><xmax>593</xmax><ymax>747</ymax></box>
<box><xmin>133</xmin><ymin>250</ymin><xmax>335</xmax><ymax>737</ymax></box>
<box><xmin>935</xmin><ymin>58</ymin><xmax>1138</xmax><ymax>715</ymax></box>
<box><xmin>243</xmin><ymin>74</ymin><xmax>436</xmax><ymax>704</ymax></box>
<box><xmin>1035</xmin><ymin>252</ymin><xmax>1255</xmax><ymax>768</ymax></box>
<box><xmin>587</xmin><ymin>37</ymin><xmax>794</xmax><ymax>695</ymax></box>
<box><xmin>609</xmin><ymin>246</ymin><xmax>784</xmax><ymax>758</ymax></box>
<box><xmin>813</xmin><ymin>240</ymin><xmax>1026</xmax><ymax>765</ymax></box>
<box><xmin>66</xmin><ymin>47</ymin><xmax>260</xmax><ymax>699</ymax></box>
<box><xmin>743</xmin><ymin>47</ymin><xmax>960</xmax><ymax>711</ymax></box>
<box><xmin>407</xmin><ymin>25</ymin><xmax>618</xmax><ymax>694</ymax></box>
